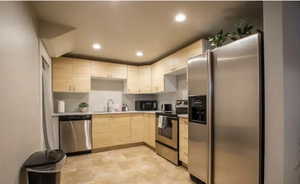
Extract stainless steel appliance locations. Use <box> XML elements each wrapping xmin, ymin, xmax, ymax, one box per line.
<box><xmin>155</xmin><ymin>112</ymin><xmax>179</xmax><ymax>165</ymax></box>
<box><xmin>175</xmin><ymin>100</ymin><xmax>188</xmax><ymax>114</ymax></box>
<box><xmin>135</xmin><ymin>100</ymin><xmax>158</xmax><ymax>111</ymax></box>
<box><xmin>161</xmin><ymin>104</ymin><xmax>172</xmax><ymax>112</ymax></box>
<box><xmin>59</xmin><ymin>115</ymin><xmax>92</xmax><ymax>154</ymax></box>
<box><xmin>187</xmin><ymin>33</ymin><xmax>264</xmax><ymax>184</ymax></box>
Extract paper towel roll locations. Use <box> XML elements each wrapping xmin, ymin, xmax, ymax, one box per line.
<box><xmin>58</xmin><ymin>100</ymin><xmax>65</xmax><ymax>113</ymax></box>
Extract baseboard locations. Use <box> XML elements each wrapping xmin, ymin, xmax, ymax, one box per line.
<box><xmin>92</xmin><ymin>142</ymin><xmax>145</xmax><ymax>153</ymax></box>
<box><xmin>181</xmin><ymin>161</ymin><xmax>188</xmax><ymax>169</ymax></box>
<box><xmin>190</xmin><ymin>174</ymin><xmax>206</xmax><ymax>184</ymax></box>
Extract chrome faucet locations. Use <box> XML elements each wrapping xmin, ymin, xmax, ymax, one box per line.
<box><xmin>106</xmin><ymin>99</ymin><xmax>114</xmax><ymax>112</ymax></box>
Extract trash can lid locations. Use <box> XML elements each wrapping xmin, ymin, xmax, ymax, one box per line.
<box><xmin>23</xmin><ymin>149</ymin><xmax>66</xmax><ymax>168</ymax></box>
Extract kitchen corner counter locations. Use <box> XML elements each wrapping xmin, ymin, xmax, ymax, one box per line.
<box><xmin>52</xmin><ymin>111</ymin><xmax>160</xmax><ymax>117</ymax></box>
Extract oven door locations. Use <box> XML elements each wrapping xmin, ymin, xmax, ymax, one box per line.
<box><xmin>156</xmin><ymin>116</ymin><xmax>178</xmax><ymax>149</ymax></box>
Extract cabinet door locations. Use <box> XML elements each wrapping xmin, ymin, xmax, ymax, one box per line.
<box><xmin>110</xmin><ymin>63</ymin><xmax>127</xmax><ymax>79</ymax></box>
<box><xmin>144</xmin><ymin>115</ymin><xmax>150</xmax><ymax>145</ymax></box>
<box><xmin>139</xmin><ymin>66</ymin><xmax>152</xmax><ymax>93</ymax></box>
<box><xmin>127</xmin><ymin>66</ymin><xmax>140</xmax><ymax>94</ymax></box>
<box><xmin>72</xmin><ymin>60</ymin><xmax>91</xmax><ymax>92</ymax></box>
<box><xmin>111</xmin><ymin>114</ymin><xmax>131</xmax><ymax>145</ymax></box>
<box><xmin>148</xmin><ymin>114</ymin><xmax>156</xmax><ymax>148</ymax></box>
<box><xmin>179</xmin><ymin>118</ymin><xmax>189</xmax><ymax>164</ymax></box>
<box><xmin>52</xmin><ymin>58</ymin><xmax>73</xmax><ymax>92</ymax></box>
<box><xmin>72</xmin><ymin>75</ymin><xmax>91</xmax><ymax>92</ymax></box>
<box><xmin>151</xmin><ymin>62</ymin><xmax>164</xmax><ymax>93</ymax></box>
<box><xmin>144</xmin><ymin>114</ymin><xmax>156</xmax><ymax>148</ymax></box>
<box><xmin>130</xmin><ymin>114</ymin><xmax>145</xmax><ymax>143</ymax></box>
<box><xmin>92</xmin><ymin>115</ymin><xmax>114</xmax><ymax>149</ymax></box>
<box><xmin>91</xmin><ymin>61</ymin><xmax>111</xmax><ymax>78</ymax></box>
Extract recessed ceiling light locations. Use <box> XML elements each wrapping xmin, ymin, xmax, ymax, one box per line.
<box><xmin>136</xmin><ymin>51</ymin><xmax>144</xmax><ymax>57</ymax></box>
<box><xmin>92</xmin><ymin>43</ymin><xmax>101</xmax><ymax>50</ymax></box>
<box><xmin>175</xmin><ymin>13</ymin><xmax>186</xmax><ymax>22</ymax></box>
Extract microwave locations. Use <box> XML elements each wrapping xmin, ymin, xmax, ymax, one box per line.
<box><xmin>135</xmin><ymin>100</ymin><xmax>158</xmax><ymax>111</ymax></box>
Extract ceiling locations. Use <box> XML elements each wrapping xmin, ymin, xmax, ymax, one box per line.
<box><xmin>31</xmin><ymin>1</ymin><xmax>262</xmax><ymax>64</ymax></box>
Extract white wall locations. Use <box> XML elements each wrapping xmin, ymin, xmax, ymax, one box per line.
<box><xmin>264</xmin><ymin>2</ymin><xmax>300</xmax><ymax>184</ymax></box>
<box><xmin>282</xmin><ymin>2</ymin><xmax>300</xmax><ymax>183</ymax></box>
<box><xmin>157</xmin><ymin>74</ymin><xmax>188</xmax><ymax>109</ymax></box>
<box><xmin>0</xmin><ymin>2</ymin><xmax>42</xmax><ymax>184</ymax></box>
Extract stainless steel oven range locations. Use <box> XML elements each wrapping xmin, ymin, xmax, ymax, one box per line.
<box><xmin>155</xmin><ymin>112</ymin><xmax>179</xmax><ymax>165</ymax></box>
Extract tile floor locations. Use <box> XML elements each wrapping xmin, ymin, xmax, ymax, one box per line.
<box><xmin>61</xmin><ymin>145</ymin><xmax>194</xmax><ymax>184</ymax></box>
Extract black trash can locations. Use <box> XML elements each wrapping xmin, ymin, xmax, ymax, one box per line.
<box><xmin>23</xmin><ymin>150</ymin><xmax>66</xmax><ymax>184</ymax></box>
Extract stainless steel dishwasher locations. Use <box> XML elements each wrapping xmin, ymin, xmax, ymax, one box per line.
<box><xmin>59</xmin><ymin>115</ymin><xmax>92</xmax><ymax>154</ymax></box>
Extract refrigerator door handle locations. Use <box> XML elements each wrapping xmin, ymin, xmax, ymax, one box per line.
<box><xmin>207</xmin><ymin>50</ymin><xmax>213</xmax><ymax>184</ymax></box>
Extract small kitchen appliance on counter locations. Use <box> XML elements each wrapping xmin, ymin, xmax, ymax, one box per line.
<box><xmin>135</xmin><ymin>100</ymin><xmax>158</xmax><ymax>111</ymax></box>
<box><xmin>161</xmin><ymin>103</ymin><xmax>172</xmax><ymax>112</ymax></box>
<box><xmin>175</xmin><ymin>100</ymin><xmax>188</xmax><ymax>114</ymax></box>
<box><xmin>57</xmin><ymin>100</ymin><xmax>65</xmax><ymax>113</ymax></box>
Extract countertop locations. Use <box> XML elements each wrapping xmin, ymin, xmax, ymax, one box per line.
<box><xmin>178</xmin><ymin>114</ymin><xmax>188</xmax><ymax>118</ymax></box>
<box><xmin>52</xmin><ymin>111</ymin><xmax>160</xmax><ymax>117</ymax></box>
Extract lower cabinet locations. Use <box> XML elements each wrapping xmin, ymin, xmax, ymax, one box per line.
<box><xmin>92</xmin><ymin>113</ymin><xmax>156</xmax><ymax>150</ymax></box>
<box><xmin>144</xmin><ymin>114</ymin><xmax>156</xmax><ymax>148</ymax></box>
<box><xmin>130</xmin><ymin>114</ymin><xmax>145</xmax><ymax>143</ymax></box>
<box><xmin>92</xmin><ymin>114</ymin><xmax>131</xmax><ymax>149</ymax></box>
<box><xmin>179</xmin><ymin>117</ymin><xmax>189</xmax><ymax>165</ymax></box>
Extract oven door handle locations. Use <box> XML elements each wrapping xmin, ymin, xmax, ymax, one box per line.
<box><xmin>167</xmin><ymin>117</ymin><xmax>178</xmax><ymax>120</ymax></box>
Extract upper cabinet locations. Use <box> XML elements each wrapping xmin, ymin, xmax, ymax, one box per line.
<box><xmin>151</xmin><ymin>61</ymin><xmax>165</xmax><ymax>93</ymax></box>
<box><xmin>126</xmin><ymin>65</ymin><xmax>152</xmax><ymax>94</ymax></box>
<box><xmin>163</xmin><ymin>40</ymin><xmax>206</xmax><ymax>75</ymax></box>
<box><xmin>52</xmin><ymin>39</ymin><xmax>206</xmax><ymax>94</ymax></box>
<box><xmin>91</xmin><ymin>62</ymin><xmax>127</xmax><ymax>79</ymax></box>
<box><xmin>139</xmin><ymin>66</ymin><xmax>152</xmax><ymax>93</ymax></box>
<box><xmin>127</xmin><ymin>66</ymin><xmax>140</xmax><ymax>94</ymax></box>
<box><xmin>52</xmin><ymin>57</ymin><xmax>91</xmax><ymax>92</ymax></box>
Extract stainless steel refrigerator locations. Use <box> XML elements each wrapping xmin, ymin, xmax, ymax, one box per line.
<box><xmin>187</xmin><ymin>33</ymin><xmax>264</xmax><ymax>184</ymax></box>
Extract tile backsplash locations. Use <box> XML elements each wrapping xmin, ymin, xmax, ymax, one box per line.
<box><xmin>53</xmin><ymin>74</ymin><xmax>187</xmax><ymax>113</ymax></box>
<box><xmin>53</xmin><ymin>92</ymin><xmax>89</xmax><ymax>112</ymax></box>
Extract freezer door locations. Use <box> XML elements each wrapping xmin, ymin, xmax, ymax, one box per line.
<box><xmin>212</xmin><ymin>34</ymin><xmax>263</xmax><ymax>184</ymax></box>
<box><xmin>187</xmin><ymin>53</ymin><xmax>210</xmax><ymax>183</ymax></box>
<box><xmin>188</xmin><ymin>55</ymin><xmax>209</xmax><ymax>96</ymax></box>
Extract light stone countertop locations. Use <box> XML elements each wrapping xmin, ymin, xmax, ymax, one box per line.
<box><xmin>178</xmin><ymin>114</ymin><xmax>188</xmax><ymax>118</ymax></box>
<box><xmin>52</xmin><ymin>111</ymin><xmax>160</xmax><ymax>117</ymax></box>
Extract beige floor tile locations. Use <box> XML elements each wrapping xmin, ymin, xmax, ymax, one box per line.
<box><xmin>61</xmin><ymin>145</ymin><xmax>194</xmax><ymax>184</ymax></box>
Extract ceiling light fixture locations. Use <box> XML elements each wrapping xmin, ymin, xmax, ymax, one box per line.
<box><xmin>92</xmin><ymin>43</ymin><xmax>101</xmax><ymax>50</ymax></box>
<box><xmin>175</xmin><ymin>13</ymin><xmax>186</xmax><ymax>22</ymax></box>
<box><xmin>136</xmin><ymin>51</ymin><xmax>144</xmax><ymax>57</ymax></box>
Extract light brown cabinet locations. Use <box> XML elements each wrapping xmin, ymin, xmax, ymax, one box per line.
<box><xmin>144</xmin><ymin>114</ymin><xmax>156</xmax><ymax>148</ymax></box>
<box><xmin>127</xmin><ymin>66</ymin><xmax>140</xmax><ymax>94</ymax></box>
<box><xmin>92</xmin><ymin>113</ymin><xmax>156</xmax><ymax>150</ymax></box>
<box><xmin>151</xmin><ymin>61</ymin><xmax>165</xmax><ymax>93</ymax></box>
<box><xmin>52</xmin><ymin>57</ymin><xmax>91</xmax><ymax>92</ymax></box>
<box><xmin>179</xmin><ymin>117</ymin><xmax>189</xmax><ymax>165</ymax></box>
<box><xmin>138</xmin><ymin>66</ymin><xmax>152</xmax><ymax>93</ymax></box>
<box><xmin>126</xmin><ymin>66</ymin><xmax>152</xmax><ymax>94</ymax></box>
<box><xmin>163</xmin><ymin>40</ymin><xmax>206</xmax><ymax>75</ymax></box>
<box><xmin>53</xmin><ymin>39</ymin><xmax>206</xmax><ymax>94</ymax></box>
<box><xmin>130</xmin><ymin>114</ymin><xmax>145</xmax><ymax>143</ymax></box>
<box><xmin>91</xmin><ymin>61</ymin><xmax>127</xmax><ymax>79</ymax></box>
<box><xmin>92</xmin><ymin>114</ymin><xmax>131</xmax><ymax>149</ymax></box>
